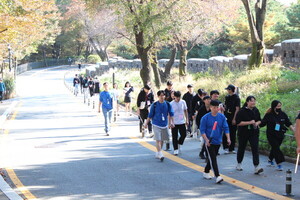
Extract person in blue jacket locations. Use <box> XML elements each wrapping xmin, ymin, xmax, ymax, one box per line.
<box><xmin>0</xmin><ymin>78</ymin><xmax>6</xmax><ymax>103</ymax></box>
<box><xmin>200</xmin><ymin>100</ymin><xmax>230</xmax><ymax>183</ymax></box>
<box><xmin>98</xmin><ymin>82</ymin><xmax>113</xmax><ymax>136</ymax></box>
<box><xmin>144</xmin><ymin>90</ymin><xmax>174</xmax><ymax>161</ymax></box>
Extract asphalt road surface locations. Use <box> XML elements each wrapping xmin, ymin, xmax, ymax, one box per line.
<box><xmin>0</xmin><ymin>66</ymin><xmax>299</xmax><ymax>200</ymax></box>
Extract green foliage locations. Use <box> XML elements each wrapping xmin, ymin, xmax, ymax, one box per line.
<box><xmin>112</xmin><ymin>44</ymin><xmax>137</xmax><ymax>59</ymax></box>
<box><xmin>3</xmin><ymin>77</ymin><xmax>15</xmax><ymax>94</ymax></box>
<box><xmin>87</xmin><ymin>55</ymin><xmax>101</xmax><ymax>64</ymax></box>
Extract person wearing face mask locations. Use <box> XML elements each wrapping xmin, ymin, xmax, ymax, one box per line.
<box><xmin>235</xmin><ymin>96</ymin><xmax>263</xmax><ymax>175</ymax></box>
<box><xmin>259</xmin><ymin>100</ymin><xmax>295</xmax><ymax>171</ymax></box>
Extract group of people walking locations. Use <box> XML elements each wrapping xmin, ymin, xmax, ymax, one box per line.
<box><xmin>137</xmin><ymin>81</ymin><xmax>297</xmax><ymax>184</ymax></box>
<box><xmin>73</xmin><ymin>74</ymin><xmax>100</xmax><ymax>97</ymax></box>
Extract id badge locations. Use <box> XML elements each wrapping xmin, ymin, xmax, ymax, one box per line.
<box><xmin>275</xmin><ymin>124</ymin><xmax>280</xmax><ymax>131</ymax></box>
<box><xmin>147</xmin><ymin>100</ymin><xmax>150</xmax><ymax>106</ymax></box>
<box><xmin>162</xmin><ymin>114</ymin><xmax>165</xmax><ymax>121</ymax></box>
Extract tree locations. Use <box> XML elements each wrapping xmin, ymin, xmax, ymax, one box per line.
<box><xmin>0</xmin><ymin>0</ymin><xmax>60</xmax><ymax>63</ymax></box>
<box><xmin>241</xmin><ymin>0</ymin><xmax>267</xmax><ymax>69</ymax></box>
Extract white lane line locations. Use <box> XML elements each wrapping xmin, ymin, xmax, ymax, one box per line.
<box><xmin>0</xmin><ymin>176</ymin><xmax>23</xmax><ymax>200</ymax></box>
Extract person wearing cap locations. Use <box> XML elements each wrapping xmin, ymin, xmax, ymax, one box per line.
<box><xmin>210</xmin><ymin>90</ymin><xmax>225</xmax><ymax>114</ymax></box>
<box><xmin>137</xmin><ymin>85</ymin><xmax>154</xmax><ymax>138</ymax></box>
<box><xmin>223</xmin><ymin>84</ymin><xmax>241</xmax><ymax>154</ymax></box>
<box><xmin>194</xmin><ymin>96</ymin><xmax>211</xmax><ymax>159</ymax></box>
<box><xmin>235</xmin><ymin>96</ymin><xmax>263</xmax><ymax>174</ymax></box>
<box><xmin>183</xmin><ymin>84</ymin><xmax>196</xmax><ymax>135</ymax></box>
<box><xmin>98</xmin><ymin>82</ymin><xmax>113</xmax><ymax>136</ymax></box>
<box><xmin>200</xmin><ymin>100</ymin><xmax>230</xmax><ymax>183</ymax></box>
<box><xmin>0</xmin><ymin>78</ymin><xmax>5</xmax><ymax>103</ymax></box>
<box><xmin>170</xmin><ymin>91</ymin><xmax>188</xmax><ymax>155</ymax></box>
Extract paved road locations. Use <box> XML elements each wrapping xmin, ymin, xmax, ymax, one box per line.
<box><xmin>0</xmin><ymin>66</ymin><xmax>299</xmax><ymax>200</ymax></box>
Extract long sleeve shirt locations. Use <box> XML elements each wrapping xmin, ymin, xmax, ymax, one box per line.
<box><xmin>260</xmin><ymin>111</ymin><xmax>292</xmax><ymax>136</ymax></box>
<box><xmin>148</xmin><ymin>101</ymin><xmax>174</xmax><ymax>128</ymax></box>
<box><xmin>200</xmin><ymin>112</ymin><xmax>229</xmax><ymax>145</ymax></box>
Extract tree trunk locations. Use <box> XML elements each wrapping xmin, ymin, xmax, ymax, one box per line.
<box><xmin>150</xmin><ymin>50</ymin><xmax>161</xmax><ymax>88</ymax></box>
<box><xmin>89</xmin><ymin>38</ymin><xmax>108</xmax><ymax>61</ymax></box>
<box><xmin>140</xmin><ymin>50</ymin><xmax>152</xmax><ymax>86</ymax></box>
<box><xmin>242</xmin><ymin>0</ymin><xmax>266</xmax><ymax>69</ymax></box>
<box><xmin>179</xmin><ymin>48</ymin><xmax>188</xmax><ymax>77</ymax></box>
<box><xmin>42</xmin><ymin>47</ymin><xmax>48</xmax><ymax>68</ymax></box>
<box><xmin>164</xmin><ymin>46</ymin><xmax>177</xmax><ymax>79</ymax></box>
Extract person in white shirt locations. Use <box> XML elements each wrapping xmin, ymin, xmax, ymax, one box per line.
<box><xmin>170</xmin><ymin>91</ymin><xmax>189</xmax><ymax>155</ymax></box>
<box><xmin>111</xmin><ymin>83</ymin><xmax>120</xmax><ymax>117</ymax></box>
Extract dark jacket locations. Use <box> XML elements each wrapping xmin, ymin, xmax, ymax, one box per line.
<box><xmin>224</xmin><ymin>94</ymin><xmax>241</xmax><ymax>122</ymax></box>
<box><xmin>191</xmin><ymin>95</ymin><xmax>203</xmax><ymax>114</ymax></box>
<box><xmin>164</xmin><ymin>88</ymin><xmax>174</xmax><ymax>102</ymax></box>
<box><xmin>137</xmin><ymin>89</ymin><xmax>154</xmax><ymax>110</ymax></box>
<box><xmin>260</xmin><ymin>111</ymin><xmax>292</xmax><ymax>137</ymax></box>
<box><xmin>236</xmin><ymin>106</ymin><xmax>261</xmax><ymax>134</ymax></box>
<box><xmin>183</xmin><ymin>92</ymin><xmax>195</xmax><ymax>114</ymax></box>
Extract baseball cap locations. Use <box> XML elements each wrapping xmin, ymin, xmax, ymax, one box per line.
<box><xmin>187</xmin><ymin>84</ymin><xmax>193</xmax><ymax>88</ymax></box>
<box><xmin>225</xmin><ymin>84</ymin><xmax>235</xmax><ymax>91</ymax></box>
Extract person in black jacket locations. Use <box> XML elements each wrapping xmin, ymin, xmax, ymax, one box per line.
<box><xmin>236</xmin><ymin>96</ymin><xmax>263</xmax><ymax>174</ymax></box>
<box><xmin>164</xmin><ymin>81</ymin><xmax>174</xmax><ymax>102</ymax></box>
<box><xmin>88</xmin><ymin>77</ymin><xmax>95</xmax><ymax>97</ymax></box>
<box><xmin>259</xmin><ymin>100</ymin><xmax>295</xmax><ymax>171</ymax></box>
<box><xmin>182</xmin><ymin>84</ymin><xmax>195</xmax><ymax>134</ymax></box>
<box><xmin>137</xmin><ymin>85</ymin><xmax>154</xmax><ymax>138</ymax></box>
<box><xmin>296</xmin><ymin>113</ymin><xmax>300</xmax><ymax>154</ymax></box>
<box><xmin>223</xmin><ymin>84</ymin><xmax>241</xmax><ymax>154</ymax></box>
<box><xmin>193</xmin><ymin>96</ymin><xmax>211</xmax><ymax>159</ymax></box>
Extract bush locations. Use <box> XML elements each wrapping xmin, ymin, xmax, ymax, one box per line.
<box><xmin>3</xmin><ymin>77</ymin><xmax>15</xmax><ymax>98</ymax></box>
<box><xmin>87</xmin><ymin>55</ymin><xmax>101</xmax><ymax>64</ymax></box>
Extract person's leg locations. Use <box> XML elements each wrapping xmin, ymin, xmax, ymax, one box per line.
<box><xmin>222</xmin><ymin>132</ymin><xmax>228</xmax><ymax>150</ymax></box>
<box><xmin>205</xmin><ymin>145</ymin><xmax>220</xmax><ymax>177</ymax></box>
<box><xmin>102</xmin><ymin>108</ymin><xmax>109</xmax><ymax>134</ymax></box>
<box><xmin>267</xmin><ymin>135</ymin><xmax>285</xmax><ymax>164</ymax></box>
<box><xmin>178</xmin><ymin>124</ymin><xmax>187</xmax><ymax>145</ymax></box>
<box><xmin>172</xmin><ymin>125</ymin><xmax>179</xmax><ymax>150</ymax></box>
<box><xmin>229</xmin><ymin>124</ymin><xmax>237</xmax><ymax>152</ymax></box>
<box><xmin>0</xmin><ymin>91</ymin><xmax>3</xmax><ymax>102</ymax></box>
<box><xmin>249</xmin><ymin>132</ymin><xmax>260</xmax><ymax>166</ymax></box>
<box><xmin>237</xmin><ymin>132</ymin><xmax>249</xmax><ymax>164</ymax></box>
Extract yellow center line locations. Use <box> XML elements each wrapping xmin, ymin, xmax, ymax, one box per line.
<box><xmin>130</xmin><ymin>137</ymin><xmax>294</xmax><ymax>200</ymax></box>
<box><xmin>2</xmin><ymin>102</ymin><xmax>37</xmax><ymax>200</ymax></box>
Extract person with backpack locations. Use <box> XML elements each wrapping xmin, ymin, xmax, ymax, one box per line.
<box><xmin>235</xmin><ymin>96</ymin><xmax>263</xmax><ymax>174</ymax></box>
<box><xmin>79</xmin><ymin>75</ymin><xmax>84</xmax><ymax>94</ymax></box>
<box><xmin>170</xmin><ymin>91</ymin><xmax>188</xmax><ymax>155</ymax></box>
<box><xmin>137</xmin><ymin>84</ymin><xmax>154</xmax><ymax>138</ymax></box>
<box><xmin>73</xmin><ymin>74</ymin><xmax>80</xmax><ymax>96</ymax></box>
<box><xmin>200</xmin><ymin>100</ymin><xmax>230</xmax><ymax>183</ymax></box>
<box><xmin>0</xmin><ymin>78</ymin><xmax>6</xmax><ymax>103</ymax></box>
<box><xmin>223</xmin><ymin>84</ymin><xmax>241</xmax><ymax>154</ymax></box>
<box><xmin>82</xmin><ymin>77</ymin><xmax>89</xmax><ymax>99</ymax></box>
<box><xmin>259</xmin><ymin>100</ymin><xmax>295</xmax><ymax>171</ymax></box>
<box><xmin>144</xmin><ymin>90</ymin><xmax>174</xmax><ymax>161</ymax></box>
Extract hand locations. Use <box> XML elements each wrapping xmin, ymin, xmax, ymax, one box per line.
<box><xmin>144</xmin><ymin>123</ymin><xmax>148</xmax><ymax>129</ymax></box>
<box><xmin>250</xmin><ymin>120</ymin><xmax>255</xmax><ymax>125</ymax></box>
<box><xmin>137</xmin><ymin>109</ymin><xmax>140</xmax><ymax>115</ymax></box>
<box><xmin>297</xmin><ymin>147</ymin><xmax>300</xmax><ymax>154</ymax></box>
<box><xmin>185</xmin><ymin>121</ymin><xmax>189</xmax><ymax>127</ymax></box>
<box><xmin>205</xmin><ymin>139</ymin><xmax>210</xmax><ymax>147</ymax></box>
<box><xmin>98</xmin><ymin>109</ymin><xmax>101</xmax><ymax>113</ymax></box>
<box><xmin>232</xmin><ymin>119</ymin><xmax>236</xmax><ymax>125</ymax></box>
<box><xmin>170</xmin><ymin>123</ymin><xmax>175</xmax><ymax>128</ymax></box>
<box><xmin>227</xmin><ymin>139</ymin><xmax>231</xmax><ymax>146</ymax></box>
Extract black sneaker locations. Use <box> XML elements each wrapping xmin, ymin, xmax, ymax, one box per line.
<box><xmin>199</xmin><ymin>154</ymin><xmax>206</xmax><ymax>160</ymax></box>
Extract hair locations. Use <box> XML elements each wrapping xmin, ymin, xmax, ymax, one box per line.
<box><xmin>210</xmin><ymin>100</ymin><xmax>219</xmax><ymax>107</ymax></box>
<box><xmin>173</xmin><ymin>91</ymin><xmax>181</xmax><ymax>98</ymax></box>
<box><xmin>157</xmin><ymin>90</ymin><xmax>165</xmax><ymax>96</ymax></box>
<box><xmin>144</xmin><ymin>84</ymin><xmax>151</xmax><ymax>90</ymax></box>
<box><xmin>187</xmin><ymin>84</ymin><xmax>193</xmax><ymax>88</ymax></box>
<box><xmin>197</xmin><ymin>89</ymin><xmax>204</xmax><ymax>95</ymax></box>
<box><xmin>266</xmin><ymin>100</ymin><xmax>282</xmax><ymax>114</ymax></box>
<box><xmin>124</xmin><ymin>81</ymin><xmax>130</xmax><ymax>87</ymax></box>
<box><xmin>210</xmin><ymin>90</ymin><xmax>220</xmax><ymax>96</ymax></box>
<box><xmin>103</xmin><ymin>82</ymin><xmax>108</xmax><ymax>86</ymax></box>
<box><xmin>167</xmin><ymin>81</ymin><xmax>173</xmax><ymax>86</ymax></box>
<box><xmin>243</xmin><ymin>95</ymin><xmax>256</xmax><ymax>107</ymax></box>
<box><xmin>203</xmin><ymin>95</ymin><xmax>211</xmax><ymax>101</ymax></box>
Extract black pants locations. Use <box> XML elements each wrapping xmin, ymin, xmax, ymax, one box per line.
<box><xmin>0</xmin><ymin>91</ymin><xmax>3</xmax><ymax>101</ymax></box>
<box><xmin>89</xmin><ymin>87</ymin><xmax>94</xmax><ymax>97</ymax></box>
<box><xmin>171</xmin><ymin>124</ymin><xmax>187</xmax><ymax>150</ymax></box>
<box><xmin>223</xmin><ymin>122</ymin><xmax>237</xmax><ymax>151</ymax></box>
<box><xmin>199</xmin><ymin>143</ymin><xmax>208</xmax><ymax>157</ymax></box>
<box><xmin>205</xmin><ymin>144</ymin><xmax>220</xmax><ymax>177</ymax></box>
<box><xmin>187</xmin><ymin>113</ymin><xmax>193</xmax><ymax>133</ymax></box>
<box><xmin>139</xmin><ymin>109</ymin><xmax>152</xmax><ymax>133</ymax></box>
<box><xmin>237</xmin><ymin>131</ymin><xmax>260</xmax><ymax>166</ymax></box>
<box><xmin>267</xmin><ymin>134</ymin><xmax>285</xmax><ymax>164</ymax></box>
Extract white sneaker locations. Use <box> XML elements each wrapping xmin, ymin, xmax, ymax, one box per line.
<box><xmin>174</xmin><ymin>150</ymin><xmax>179</xmax><ymax>156</ymax></box>
<box><xmin>254</xmin><ymin>166</ymin><xmax>264</xmax><ymax>174</ymax></box>
<box><xmin>224</xmin><ymin>149</ymin><xmax>229</xmax><ymax>154</ymax></box>
<box><xmin>236</xmin><ymin>163</ymin><xmax>243</xmax><ymax>171</ymax></box>
<box><xmin>216</xmin><ymin>176</ymin><xmax>224</xmax><ymax>183</ymax></box>
<box><xmin>178</xmin><ymin>145</ymin><xmax>182</xmax><ymax>153</ymax></box>
<box><xmin>155</xmin><ymin>152</ymin><xmax>159</xmax><ymax>159</ymax></box>
<box><xmin>158</xmin><ymin>151</ymin><xmax>164</xmax><ymax>161</ymax></box>
<box><xmin>203</xmin><ymin>173</ymin><xmax>213</xmax><ymax>179</ymax></box>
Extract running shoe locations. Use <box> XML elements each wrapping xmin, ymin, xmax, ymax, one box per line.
<box><xmin>203</xmin><ymin>173</ymin><xmax>213</xmax><ymax>179</ymax></box>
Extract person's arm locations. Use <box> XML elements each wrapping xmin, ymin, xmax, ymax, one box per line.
<box><xmin>200</xmin><ymin>116</ymin><xmax>210</xmax><ymax>146</ymax></box>
<box><xmin>184</xmin><ymin>109</ymin><xmax>189</xmax><ymax>126</ymax></box>
<box><xmin>296</xmin><ymin>118</ymin><xmax>300</xmax><ymax>154</ymax></box>
<box><xmin>223</xmin><ymin>116</ymin><xmax>231</xmax><ymax>145</ymax></box>
<box><xmin>98</xmin><ymin>94</ymin><xmax>102</xmax><ymax>113</ymax></box>
<box><xmin>232</xmin><ymin>106</ymin><xmax>240</xmax><ymax>125</ymax></box>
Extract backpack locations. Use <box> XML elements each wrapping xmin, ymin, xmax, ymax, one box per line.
<box><xmin>152</xmin><ymin>101</ymin><xmax>171</xmax><ymax>116</ymax></box>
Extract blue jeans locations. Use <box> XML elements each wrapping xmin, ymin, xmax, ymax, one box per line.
<box><xmin>103</xmin><ymin>107</ymin><xmax>113</xmax><ymax>133</ymax></box>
